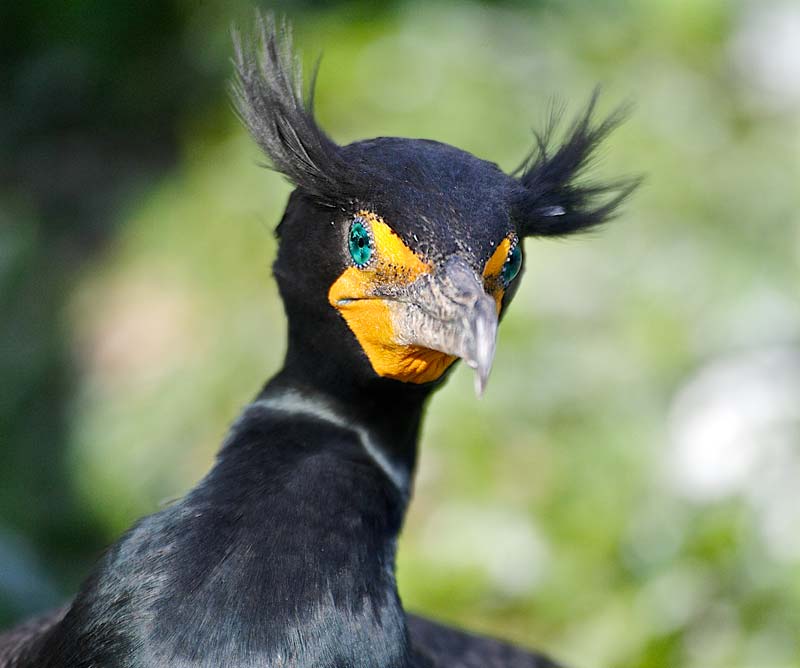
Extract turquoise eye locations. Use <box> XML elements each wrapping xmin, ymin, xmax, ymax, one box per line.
<box><xmin>501</xmin><ymin>244</ymin><xmax>522</xmax><ymax>285</ymax></box>
<box><xmin>348</xmin><ymin>218</ymin><xmax>373</xmax><ymax>267</ymax></box>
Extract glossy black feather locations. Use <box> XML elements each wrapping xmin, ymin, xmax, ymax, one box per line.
<box><xmin>232</xmin><ymin>16</ymin><xmax>634</xmax><ymax>241</ymax></box>
<box><xmin>513</xmin><ymin>92</ymin><xmax>639</xmax><ymax>237</ymax></box>
<box><xmin>408</xmin><ymin>616</ymin><xmax>563</xmax><ymax>668</ymax></box>
<box><xmin>0</xmin><ymin>13</ymin><xmax>635</xmax><ymax>668</ymax></box>
<box><xmin>0</xmin><ymin>608</ymin><xmax>66</xmax><ymax>667</ymax></box>
<box><xmin>2</xmin><ymin>401</ymin><xmax>411</xmax><ymax>668</ymax></box>
<box><xmin>0</xmin><ymin>391</ymin><xmax>563</xmax><ymax>668</ymax></box>
<box><xmin>231</xmin><ymin>14</ymin><xmax>366</xmax><ymax>208</ymax></box>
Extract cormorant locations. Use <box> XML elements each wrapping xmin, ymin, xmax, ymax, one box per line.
<box><xmin>0</xmin><ymin>15</ymin><xmax>634</xmax><ymax>668</ymax></box>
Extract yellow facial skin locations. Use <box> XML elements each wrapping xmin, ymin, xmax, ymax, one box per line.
<box><xmin>328</xmin><ymin>211</ymin><xmax>513</xmax><ymax>384</ymax></box>
<box><xmin>482</xmin><ymin>236</ymin><xmax>512</xmax><ymax>313</ymax></box>
<box><xmin>329</xmin><ymin>211</ymin><xmax>456</xmax><ymax>383</ymax></box>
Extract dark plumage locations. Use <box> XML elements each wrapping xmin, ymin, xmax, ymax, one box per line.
<box><xmin>0</xmin><ymin>14</ymin><xmax>634</xmax><ymax>668</ymax></box>
<box><xmin>513</xmin><ymin>96</ymin><xmax>639</xmax><ymax>237</ymax></box>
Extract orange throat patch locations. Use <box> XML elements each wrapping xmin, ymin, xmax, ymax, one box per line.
<box><xmin>328</xmin><ymin>212</ymin><xmax>456</xmax><ymax>384</ymax></box>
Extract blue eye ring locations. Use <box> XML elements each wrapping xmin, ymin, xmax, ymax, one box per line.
<box><xmin>501</xmin><ymin>242</ymin><xmax>522</xmax><ymax>285</ymax></box>
<box><xmin>348</xmin><ymin>216</ymin><xmax>374</xmax><ymax>268</ymax></box>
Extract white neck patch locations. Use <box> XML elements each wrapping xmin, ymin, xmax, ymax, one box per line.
<box><xmin>248</xmin><ymin>390</ymin><xmax>410</xmax><ymax>494</ymax></box>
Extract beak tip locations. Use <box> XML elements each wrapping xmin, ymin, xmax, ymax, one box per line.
<box><xmin>473</xmin><ymin>371</ymin><xmax>488</xmax><ymax>398</ymax></box>
<box><xmin>394</xmin><ymin>257</ymin><xmax>500</xmax><ymax>398</ymax></box>
<box><xmin>470</xmin><ymin>350</ymin><xmax>493</xmax><ymax>398</ymax></box>
<box><xmin>469</xmin><ymin>301</ymin><xmax>497</xmax><ymax>399</ymax></box>
<box><xmin>465</xmin><ymin>350</ymin><xmax>493</xmax><ymax>398</ymax></box>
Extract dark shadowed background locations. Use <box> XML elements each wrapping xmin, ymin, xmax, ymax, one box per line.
<box><xmin>1</xmin><ymin>1</ymin><xmax>799</xmax><ymax>667</ymax></box>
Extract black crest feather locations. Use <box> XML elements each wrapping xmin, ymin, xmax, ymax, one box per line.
<box><xmin>231</xmin><ymin>15</ymin><xmax>360</xmax><ymax>206</ymax></box>
<box><xmin>514</xmin><ymin>92</ymin><xmax>639</xmax><ymax>237</ymax></box>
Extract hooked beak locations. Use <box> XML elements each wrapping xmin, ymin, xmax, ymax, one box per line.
<box><xmin>387</xmin><ymin>256</ymin><xmax>499</xmax><ymax>396</ymax></box>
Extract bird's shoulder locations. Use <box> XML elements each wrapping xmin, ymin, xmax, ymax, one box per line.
<box><xmin>0</xmin><ymin>607</ymin><xmax>68</xmax><ymax>668</ymax></box>
<box><xmin>408</xmin><ymin>614</ymin><xmax>565</xmax><ymax>668</ymax></box>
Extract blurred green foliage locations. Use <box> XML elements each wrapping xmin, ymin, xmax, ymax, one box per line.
<box><xmin>2</xmin><ymin>2</ymin><xmax>799</xmax><ymax>667</ymax></box>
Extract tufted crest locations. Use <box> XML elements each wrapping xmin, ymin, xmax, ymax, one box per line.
<box><xmin>512</xmin><ymin>93</ymin><xmax>640</xmax><ymax>237</ymax></box>
<box><xmin>232</xmin><ymin>13</ymin><xmax>637</xmax><ymax>235</ymax></box>
<box><xmin>231</xmin><ymin>14</ymin><xmax>368</xmax><ymax>208</ymax></box>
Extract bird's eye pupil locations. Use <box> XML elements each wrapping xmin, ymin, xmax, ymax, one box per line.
<box><xmin>349</xmin><ymin>219</ymin><xmax>373</xmax><ymax>267</ymax></box>
<box><xmin>502</xmin><ymin>244</ymin><xmax>522</xmax><ymax>285</ymax></box>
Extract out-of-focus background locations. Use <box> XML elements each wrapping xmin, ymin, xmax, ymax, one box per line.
<box><xmin>2</xmin><ymin>1</ymin><xmax>799</xmax><ymax>666</ymax></box>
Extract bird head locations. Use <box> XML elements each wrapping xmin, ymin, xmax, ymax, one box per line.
<box><xmin>233</xmin><ymin>17</ymin><xmax>635</xmax><ymax>396</ymax></box>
